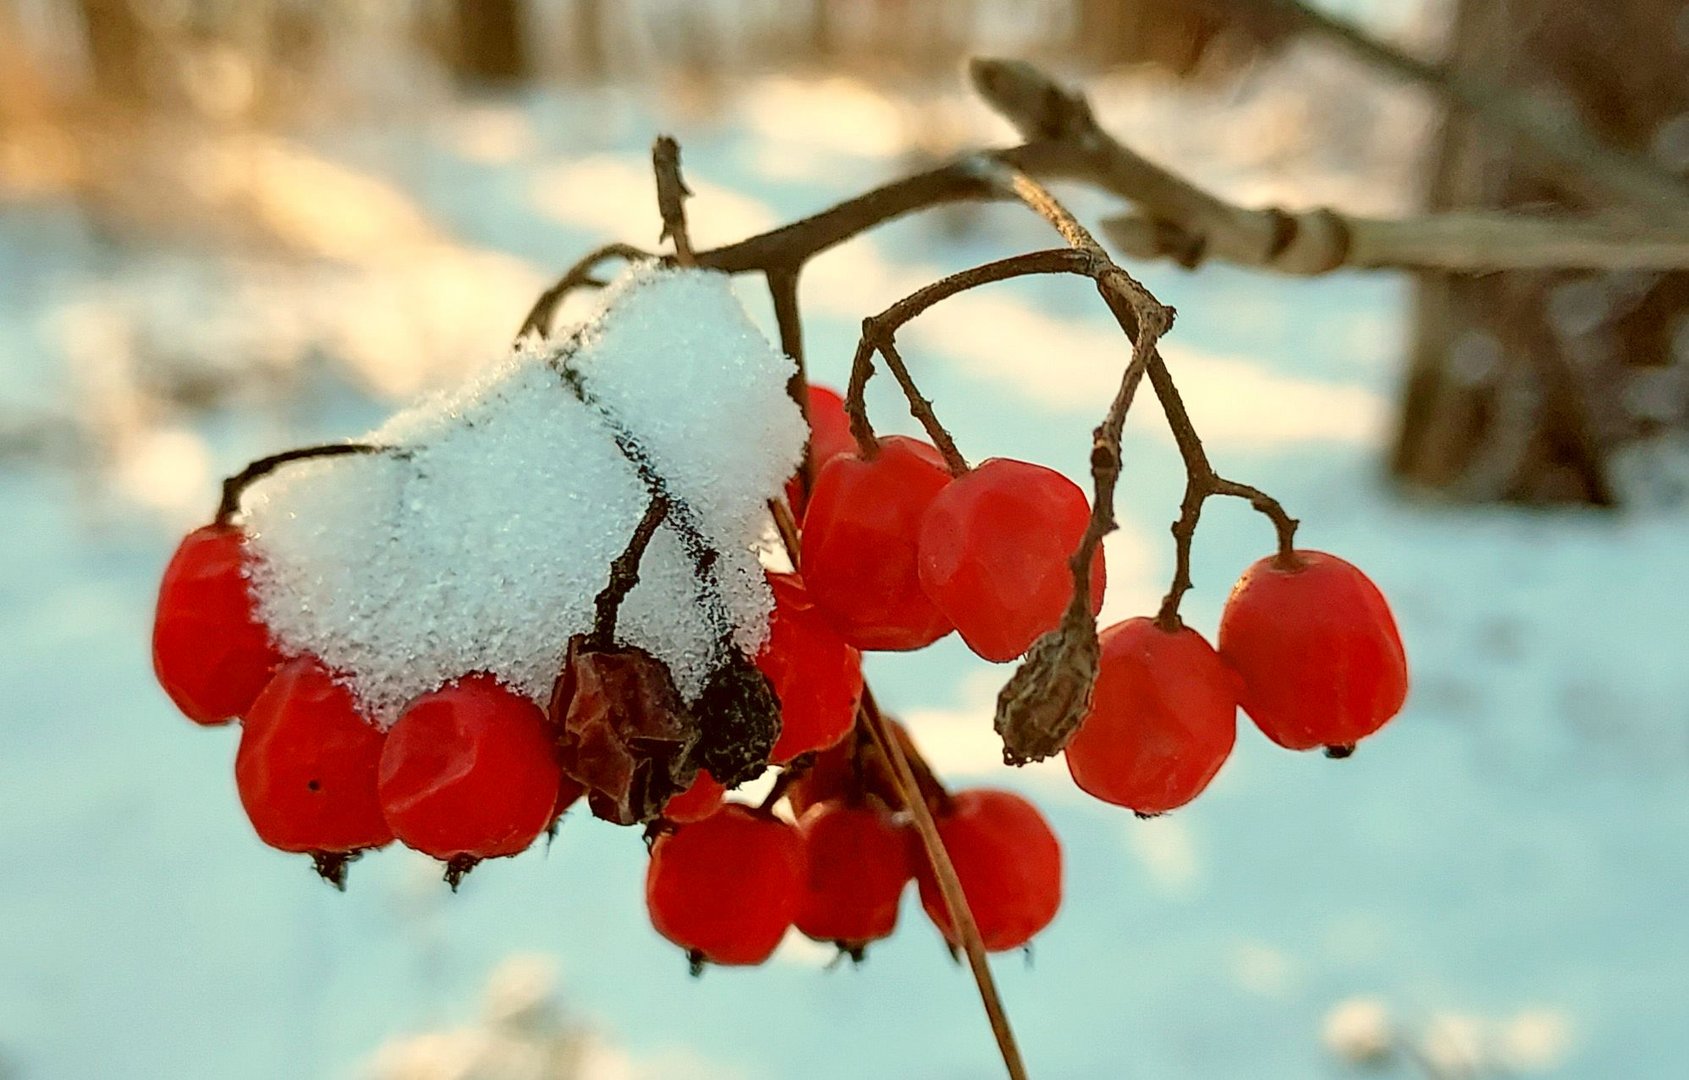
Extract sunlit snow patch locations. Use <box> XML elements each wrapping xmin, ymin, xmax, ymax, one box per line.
<box><xmin>243</xmin><ymin>262</ymin><xmax>805</xmax><ymax>724</ymax></box>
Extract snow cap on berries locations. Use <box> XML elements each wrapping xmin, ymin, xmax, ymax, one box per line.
<box><xmin>243</xmin><ymin>262</ymin><xmax>805</xmax><ymax>723</ymax></box>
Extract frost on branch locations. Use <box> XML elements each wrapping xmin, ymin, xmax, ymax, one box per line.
<box><xmin>242</xmin><ymin>263</ymin><xmax>806</xmax><ymax>738</ymax></box>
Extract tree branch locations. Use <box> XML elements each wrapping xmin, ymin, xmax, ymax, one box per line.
<box><xmin>1258</xmin><ymin>0</ymin><xmax>1689</xmax><ymax>220</ymax></box>
<box><xmin>653</xmin><ymin>135</ymin><xmax>697</xmax><ymax>266</ymax></box>
<box><xmin>518</xmin><ymin>242</ymin><xmax>652</xmax><ymax>340</ymax></box>
<box><xmin>969</xmin><ymin>58</ymin><xmax>1689</xmax><ymax>276</ymax></box>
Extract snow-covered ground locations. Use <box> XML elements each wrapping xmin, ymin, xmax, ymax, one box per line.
<box><xmin>2</xmin><ymin>56</ymin><xmax>1686</xmax><ymax>1080</ymax></box>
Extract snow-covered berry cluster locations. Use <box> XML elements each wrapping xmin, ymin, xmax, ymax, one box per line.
<box><xmin>152</xmin><ymin>257</ymin><xmax>1406</xmax><ymax>970</ymax></box>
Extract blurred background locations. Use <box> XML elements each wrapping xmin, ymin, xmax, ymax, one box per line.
<box><xmin>2</xmin><ymin>1</ymin><xmax>1686</xmax><ymax>1077</ymax></box>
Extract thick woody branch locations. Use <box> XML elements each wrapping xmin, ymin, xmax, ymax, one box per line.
<box><xmin>970</xmin><ymin>58</ymin><xmax>1689</xmax><ymax>275</ymax></box>
<box><xmin>1258</xmin><ymin>0</ymin><xmax>1689</xmax><ymax>221</ymax></box>
<box><xmin>1102</xmin><ymin>209</ymin><xmax>1689</xmax><ymax>274</ymax></box>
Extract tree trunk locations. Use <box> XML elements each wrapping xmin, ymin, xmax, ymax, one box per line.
<box><xmin>1393</xmin><ymin>0</ymin><xmax>1689</xmax><ymax>505</ymax></box>
<box><xmin>78</xmin><ymin>0</ymin><xmax>150</xmax><ymax>102</ymax></box>
<box><xmin>449</xmin><ymin>0</ymin><xmax>530</xmax><ymax>85</ymax></box>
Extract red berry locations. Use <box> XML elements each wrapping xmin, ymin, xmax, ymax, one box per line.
<box><xmin>795</xmin><ymin>801</ymin><xmax>914</xmax><ymax>952</ymax></box>
<box><xmin>758</xmin><ymin>572</ymin><xmax>864</xmax><ymax>763</ymax></box>
<box><xmin>916</xmin><ymin>789</ymin><xmax>1061</xmax><ymax>952</ymax></box>
<box><xmin>152</xmin><ymin>523</ymin><xmax>283</xmax><ymax>725</ymax></box>
<box><xmin>645</xmin><ymin>804</ymin><xmax>806</xmax><ymax>967</ymax></box>
<box><xmin>784</xmin><ymin>738</ymin><xmax>855</xmax><ymax>819</ymax></box>
<box><xmin>800</xmin><ymin>436</ymin><xmax>955</xmax><ymax>651</ymax></box>
<box><xmin>918</xmin><ymin>458</ymin><xmax>1105</xmax><ymax>662</ymax></box>
<box><xmin>379</xmin><ymin>674</ymin><xmax>562</xmax><ymax>861</ymax></box>
<box><xmin>785</xmin><ymin>385</ymin><xmax>859</xmax><ymax>516</ymax></box>
<box><xmin>1064</xmin><ymin>618</ymin><xmax>1237</xmax><ymax>814</ymax></box>
<box><xmin>661</xmin><ymin>770</ymin><xmax>725</xmax><ymax>824</ymax></box>
<box><xmin>1218</xmin><ymin>550</ymin><xmax>1408</xmax><ymax>753</ymax></box>
<box><xmin>236</xmin><ymin>657</ymin><xmax>392</xmax><ymax>855</ymax></box>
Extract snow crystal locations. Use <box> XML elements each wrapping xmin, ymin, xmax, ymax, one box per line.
<box><xmin>243</xmin><ymin>262</ymin><xmax>805</xmax><ymax>723</ymax></box>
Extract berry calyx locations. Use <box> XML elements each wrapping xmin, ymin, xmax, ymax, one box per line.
<box><xmin>236</xmin><ymin>657</ymin><xmax>392</xmax><ymax>859</ymax></box>
<box><xmin>785</xmin><ymin>384</ymin><xmax>858</xmax><ymax>516</ymax></box>
<box><xmin>1218</xmin><ymin>550</ymin><xmax>1408</xmax><ymax>753</ymax></box>
<box><xmin>758</xmin><ymin>572</ymin><xmax>864</xmax><ymax>763</ymax></box>
<box><xmin>645</xmin><ymin>804</ymin><xmax>806</xmax><ymax>968</ymax></box>
<box><xmin>152</xmin><ymin>523</ymin><xmax>283</xmax><ymax>725</ymax></box>
<box><xmin>795</xmin><ymin>800</ymin><xmax>914</xmax><ymax>956</ymax></box>
<box><xmin>917</xmin><ymin>458</ymin><xmax>1105</xmax><ymax>662</ymax></box>
<box><xmin>800</xmin><ymin>435</ymin><xmax>956</xmax><ymax>651</ymax></box>
<box><xmin>661</xmin><ymin>769</ymin><xmax>725</xmax><ymax>824</ymax></box>
<box><xmin>915</xmin><ymin>788</ymin><xmax>1061</xmax><ymax>953</ymax></box>
<box><xmin>1064</xmin><ymin>618</ymin><xmax>1237</xmax><ymax>814</ymax></box>
<box><xmin>378</xmin><ymin>674</ymin><xmax>562</xmax><ymax>864</ymax></box>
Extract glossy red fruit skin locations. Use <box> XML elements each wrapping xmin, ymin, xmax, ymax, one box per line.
<box><xmin>918</xmin><ymin>458</ymin><xmax>1105</xmax><ymax>662</ymax></box>
<box><xmin>758</xmin><ymin>572</ymin><xmax>864</xmax><ymax>762</ymax></box>
<box><xmin>785</xmin><ymin>385</ymin><xmax>859</xmax><ymax>516</ymax></box>
<box><xmin>236</xmin><ymin>658</ymin><xmax>392</xmax><ymax>854</ymax></box>
<box><xmin>915</xmin><ymin>789</ymin><xmax>1061</xmax><ymax>953</ymax></box>
<box><xmin>795</xmin><ymin>802</ymin><xmax>914</xmax><ymax>948</ymax></box>
<box><xmin>661</xmin><ymin>770</ymin><xmax>725</xmax><ymax>824</ymax></box>
<box><xmin>1218</xmin><ymin>550</ymin><xmax>1408</xmax><ymax>752</ymax></box>
<box><xmin>152</xmin><ymin>523</ymin><xmax>283</xmax><ymax>725</ymax></box>
<box><xmin>646</xmin><ymin>805</ymin><xmax>806</xmax><ymax>966</ymax></box>
<box><xmin>378</xmin><ymin>674</ymin><xmax>562</xmax><ymax>861</ymax></box>
<box><xmin>1064</xmin><ymin>618</ymin><xmax>1237</xmax><ymax>814</ymax></box>
<box><xmin>800</xmin><ymin>436</ymin><xmax>956</xmax><ymax>651</ymax></box>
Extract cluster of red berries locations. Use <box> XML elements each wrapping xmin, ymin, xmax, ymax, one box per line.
<box><xmin>152</xmin><ymin>379</ymin><xmax>1406</xmax><ymax>968</ymax></box>
<box><xmin>791</xmin><ymin>385</ymin><xmax>1407</xmax><ymax>816</ymax></box>
<box><xmin>153</xmin><ymin>523</ymin><xmax>579</xmax><ymax>882</ymax></box>
<box><xmin>647</xmin><ymin>731</ymin><xmax>1061</xmax><ymax>969</ymax></box>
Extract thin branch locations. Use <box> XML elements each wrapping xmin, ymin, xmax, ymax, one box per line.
<box><xmin>518</xmin><ymin>242</ymin><xmax>652</xmax><ymax>340</ymax></box>
<box><xmin>841</xmin><ymin>249</ymin><xmax>1099</xmax><ymax>472</ymax></box>
<box><xmin>859</xmin><ymin>690</ymin><xmax>1029</xmax><ymax>1080</ymax></box>
<box><xmin>695</xmin><ymin>159</ymin><xmax>1006</xmax><ymax>273</ymax></box>
<box><xmin>766</xmin><ymin>267</ymin><xmax>820</xmax><ymax>496</ymax></box>
<box><xmin>216</xmin><ymin>443</ymin><xmax>386</xmax><ymax>525</ymax></box>
<box><xmin>1259</xmin><ymin>0</ymin><xmax>1689</xmax><ymax>220</ymax></box>
<box><xmin>652</xmin><ymin>136</ymin><xmax>697</xmax><ymax>266</ymax></box>
<box><xmin>590</xmin><ymin>494</ymin><xmax>670</xmax><ymax>648</ymax></box>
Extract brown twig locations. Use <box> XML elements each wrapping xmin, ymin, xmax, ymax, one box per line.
<box><xmin>216</xmin><ymin>443</ymin><xmax>386</xmax><ymax>525</ymax></box>
<box><xmin>653</xmin><ymin>135</ymin><xmax>697</xmax><ymax>267</ymax></box>
<box><xmin>518</xmin><ymin>242</ymin><xmax>652</xmax><ymax>340</ymax></box>
<box><xmin>590</xmin><ymin>493</ymin><xmax>670</xmax><ymax>648</ymax></box>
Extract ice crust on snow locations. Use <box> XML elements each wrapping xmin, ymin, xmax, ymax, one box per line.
<box><xmin>243</xmin><ymin>262</ymin><xmax>806</xmax><ymax>724</ymax></box>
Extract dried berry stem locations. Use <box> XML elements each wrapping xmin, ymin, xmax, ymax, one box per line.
<box><xmin>858</xmin><ymin>690</ymin><xmax>1027</xmax><ymax>1080</ymax></box>
<box><xmin>591</xmin><ymin>494</ymin><xmax>671</xmax><ymax>647</ymax></box>
<box><xmin>841</xmin><ymin>249</ymin><xmax>1113</xmax><ymax>472</ymax></box>
<box><xmin>216</xmin><ymin>443</ymin><xmax>387</xmax><ymax>525</ymax></box>
<box><xmin>982</xmin><ymin>166</ymin><xmax>1301</xmax><ymax>630</ymax></box>
<box><xmin>518</xmin><ymin>242</ymin><xmax>652</xmax><ymax>340</ymax></box>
